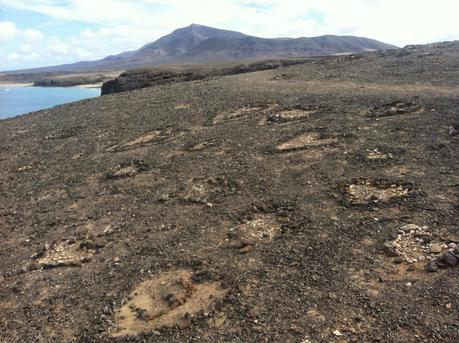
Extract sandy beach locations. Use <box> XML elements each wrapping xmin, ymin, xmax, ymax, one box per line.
<box><xmin>0</xmin><ymin>83</ymin><xmax>34</xmax><ymax>87</ymax></box>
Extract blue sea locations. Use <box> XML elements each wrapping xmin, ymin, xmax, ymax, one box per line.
<box><xmin>0</xmin><ymin>85</ymin><xmax>100</xmax><ymax>120</ymax></box>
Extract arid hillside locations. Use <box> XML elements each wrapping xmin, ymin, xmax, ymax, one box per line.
<box><xmin>0</xmin><ymin>41</ymin><xmax>458</xmax><ymax>343</ymax></box>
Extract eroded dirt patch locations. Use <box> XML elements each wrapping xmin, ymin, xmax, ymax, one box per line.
<box><xmin>343</xmin><ymin>179</ymin><xmax>414</xmax><ymax>205</ymax></box>
<box><xmin>112</xmin><ymin>270</ymin><xmax>228</xmax><ymax>336</ymax></box>
<box><xmin>176</xmin><ymin>176</ymin><xmax>237</xmax><ymax>205</ymax></box>
<box><xmin>106</xmin><ymin>130</ymin><xmax>161</xmax><ymax>152</ymax></box>
<box><xmin>174</xmin><ymin>104</ymin><xmax>191</xmax><ymax>110</ymax></box>
<box><xmin>276</xmin><ymin>132</ymin><xmax>338</xmax><ymax>152</ymax></box>
<box><xmin>227</xmin><ymin>214</ymin><xmax>284</xmax><ymax>252</ymax></box>
<box><xmin>32</xmin><ymin>238</ymin><xmax>99</xmax><ymax>269</ymax></box>
<box><xmin>212</xmin><ymin>104</ymin><xmax>278</xmax><ymax>125</ymax></box>
<box><xmin>106</xmin><ymin>129</ymin><xmax>184</xmax><ymax>152</ymax></box>
<box><xmin>367</xmin><ymin>100</ymin><xmax>425</xmax><ymax>118</ymax></box>
<box><xmin>106</xmin><ymin>160</ymin><xmax>150</xmax><ymax>180</ymax></box>
<box><xmin>45</xmin><ymin>126</ymin><xmax>83</xmax><ymax>140</ymax></box>
<box><xmin>237</xmin><ymin>214</ymin><xmax>282</xmax><ymax>242</ymax></box>
<box><xmin>367</xmin><ymin>149</ymin><xmax>392</xmax><ymax>160</ymax></box>
<box><xmin>185</xmin><ymin>140</ymin><xmax>217</xmax><ymax>152</ymax></box>
<box><xmin>265</xmin><ymin>105</ymin><xmax>328</xmax><ymax>124</ymax></box>
<box><xmin>267</xmin><ymin>109</ymin><xmax>312</xmax><ymax>123</ymax></box>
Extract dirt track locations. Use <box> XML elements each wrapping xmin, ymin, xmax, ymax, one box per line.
<box><xmin>0</xmin><ymin>42</ymin><xmax>458</xmax><ymax>342</ymax></box>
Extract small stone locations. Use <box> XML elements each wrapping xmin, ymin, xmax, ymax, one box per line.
<box><xmin>422</xmin><ymin>236</ymin><xmax>434</xmax><ymax>244</ymax></box>
<box><xmin>446</xmin><ymin>303</ymin><xmax>452</xmax><ymax>309</ymax></box>
<box><xmin>80</xmin><ymin>256</ymin><xmax>92</xmax><ymax>263</ymax></box>
<box><xmin>388</xmin><ymin>230</ymin><xmax>399</xmax><ymax>240</ymax></box>
<box><xmin>159</xmin><ymin>194</ymin><xmax>169</xmax><ymax>202</ymax></box>
<box><xmin>79</xmin><ymin>239</ymin><xmax>99</xmax><ymax>250</ymax></box>
<box><xmin>430</xmin><ymin>244</ymin><xmax>442</xmax><ymax>253</ymax></box>
<box><xmin>31</xmin><ymin>249</ymin><xmax>45</xmax><ymax>259</ymax></box>
<box><xmin>405</xmin><ymin>282</ymin><xmax>412</xmax><ymax>287</ymax></box>
<box><xmin>418</xmin><ymin>255</ymin><xmax>426</xmax><ymax>262</ymax></box>
<box><xmin>425</xmin><ymin>260</ymin><xmax>439</xmax><ymax>272</ymax></box>
<box><xmin>164</xmin><ymin>293</ymin><xmax>177</xmax><ymax>306</ymax></box>
<box><xmin>67</xmin><ymin>237</ymin><xmax>77</xmax><ymax>244</ymax></box>
<box><xmin>239</xmin><ymin>245</ymin><xmax>254</xmax><ymax>253</ymax></box>
<box><xmin>277</xmin><ymin>216</ymin><xmax>290</xmax><ymax>224</ymax></box>
<box><xmin>135</xmin><ymin>308</ymin><xmax>149</xmax><ymax>321</ymax></box>
<box><xmin>401</xmin><ymin>224</ymin><xmax>419</xmax><ymax>232</ymax></box>
<box><xmin>332</xmin><ymin>330</ymin><xmax>342</xmax><ymax>336</ymax></box>
<box><xmin>103</xmin><ymin>227</ymin><xmax>115</xmax><ymax>235</ymax></box>
<box><xmin>439</xmin><ymin>252</ymin><xmax>458</xmax><ymax>266</ymax></box>
<box><xmin>383</xmin><ymin>241</ymin><xmax>398</xmax><ymax>257</ymax></box>
<box><xmin>228</xmin><ymin>240</ymin><xmax>245</xmax><ymax>249</ymax></box>
<box><xmin>392</xmin><ymin>257</ymin><xmax>404</xmax><ymax>264</ymax></box>
<box><xmin>177</xmin><ymin>318</ymin><xmax>191</xmax><ymax>329</ymax></box>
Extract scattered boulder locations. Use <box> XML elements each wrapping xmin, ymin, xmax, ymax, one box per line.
<box><xmin>425</xmin><ymin>261</ymin><xmax>439</xmax><ymax>272</ymax></box>
<box><xmin>383</xmin><ymin>241</ymin><xmax>398</xmax><ymax>257</ymax></box>
<box><xmin>438</xmin><ymin>252</ymin><xmax>458</xmax><ymax>266</ymax></box>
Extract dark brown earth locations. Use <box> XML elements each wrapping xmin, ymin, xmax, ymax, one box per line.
<box><xmin>0</xmin><ymin>41</ymin><xmax>458</xmax><ymax>343</ymax></box>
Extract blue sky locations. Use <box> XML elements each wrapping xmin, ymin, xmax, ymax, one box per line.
<box><xmin>0</xmin><ymin>0</ymin><xmax>458</xmax><ymax>71</ymax></box>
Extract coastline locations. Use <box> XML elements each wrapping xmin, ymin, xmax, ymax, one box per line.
<box><xmin>0</xmin><ymin>83</ymin><xmax>34</xmax><ymax>87</ymax></box>
<box><xmin>76</xmin><ymin>83</ymin><xmax>103</xmax><ymax>89</ymax></box>
<box><xmin>0</xmin><ymin>83</ymin><xmax>101</xmax><ymax>89</ymax></box>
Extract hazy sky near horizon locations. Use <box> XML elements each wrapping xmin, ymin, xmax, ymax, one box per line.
<box><xmin>0</xmin><ymin>0</ymin><xmax>458</xmax><ymax>71</ymax></box>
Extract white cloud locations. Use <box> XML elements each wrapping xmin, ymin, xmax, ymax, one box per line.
<box><xmin>22</xmin><ymin>29</ymin><xmax>44</xmax><ymax>42</ymax></box>
<box><xmin>0</xmin><ymin>21</ymin><xmax>43</xmax><ymax>43</ymax></box>
<box><xmin>0</xmin><ymin>21</ymin><xmax>19</xmax><ymax>42</ymax></box>
<box><xmin>2</xmin><ymin>0</ymin><xmax>458</xmax><ymax>46</ymax></box>
<box><xmin>8</xmin><ymin>52</ymin><xmax>20</xmax><ymax>60</ymax></box>
<box><xmin>18</xmin><ymin>43</ymin><xmax>33</xmax><ymax>53</ymax></box>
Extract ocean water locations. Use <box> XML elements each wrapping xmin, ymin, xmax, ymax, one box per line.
<box><xmin>0</xmin><ymin>86</ymin><xmax>100</xmax><ymax>120</ymax></box>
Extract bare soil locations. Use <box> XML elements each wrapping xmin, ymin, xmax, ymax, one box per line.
<box><xmin>0</xmin><ymin>41</ymin><xmax>458</xmax><ymax>343</ymax></box>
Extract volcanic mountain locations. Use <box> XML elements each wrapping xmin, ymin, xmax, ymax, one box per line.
<box><xmin>8</xmin><ymin>24</ymin><xmax>397</xmax><ymax>73</ymax></box>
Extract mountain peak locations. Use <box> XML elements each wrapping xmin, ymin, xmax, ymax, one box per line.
<box><xmin>6</xmin><ymin>25</ymin><xmax>397</xmax><ymax>73</ymax></box>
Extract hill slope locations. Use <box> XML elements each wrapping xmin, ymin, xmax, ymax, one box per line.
<box><xmin>0</xmin><ymin>42</ymin><xmax>458</xmax><ymax>342</ymax></box>
<box><xmin>6</xmin><ymin>24</ymin><xmax>397</xmax><ymax>73</ymax></box>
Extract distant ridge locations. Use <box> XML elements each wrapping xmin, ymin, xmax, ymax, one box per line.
<box><xmin>7</xmin><ymin>24</ymin><xmax>398</xmax><ymax>73</ymax></box>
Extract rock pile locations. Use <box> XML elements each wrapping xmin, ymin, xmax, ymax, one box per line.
<box><xmin>344</xmin><ymin>179</ymin><xmax>412</xmax><ymax>206</ymax></box>
<box><xmin>368</xmin><ymin>101</ymin><xmax>424</xmax><ymax>118</ymax></box>
<box><xmin>383</xmin><ymin>224</ymin><xmax>458</xmax><ymax>271</ymax></box>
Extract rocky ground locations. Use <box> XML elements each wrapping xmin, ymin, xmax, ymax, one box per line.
<box><xmin>0</xmin><ymin>41</ymin><xmax>458</xmax><ymax>343</ymax></box>
<box><xmin>100</xmin><ymin>59</ymin><xmax>310</xmax><ymax>95</ymax></box>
